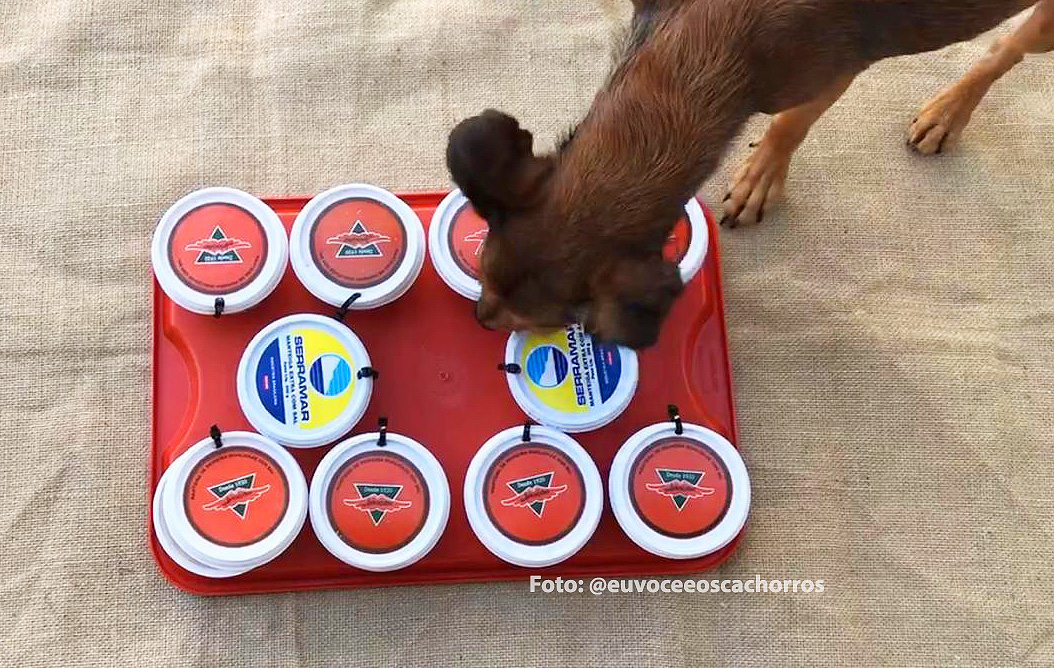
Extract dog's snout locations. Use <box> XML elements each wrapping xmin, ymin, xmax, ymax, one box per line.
<box><xmin>474</xmin><ymin>300</ymin><xmax>497</xmax><ymax>330</ymax></box>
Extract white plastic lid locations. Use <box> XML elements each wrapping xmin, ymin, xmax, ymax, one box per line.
<box><xmin>151</xmin><ymin>187</ymin><xmax>288</xmax><ymax>315</ymax></box>
<box><xmin>153</xmin><ymin>447</ymin><xmax>253</xmax><ymax>578</ymax></box>
<box><xmin>504</xmin><ymin>324</ymin><xmax>638</xmax><ymax>433</ymax></box>
<box><xmin>236</xmin><ymin>313</ymin><xmax>373</xmax><ymax>448</ymax></box>
<box><xmin>309</xmin><ymin>432</ymin><xmax>450</xmax><ymax>572</ymax></box>
<box><xmin>428</xmin><ymin>189</ymin><xmax>487</xmax><ymax>300</ymax></box>
<box><xmin>608</xmin><ymin>422</ymin><xmax>750</xmax><ymax>560</ymax></box>
<box><xmin>674</xmin><ymin>198</ymin><xmax>710</xmax><ymax>283</ymax></box>
<box><xmin>463</xmin><ymin>425</ymin><xmax>603</xmax><ymax>568</ymax></box>
<box><xmin>290</xmin><ymin>183</ymin><xmax>425</xmax><ymax>309</ymax></box>
<box><xmin>161</xmin><ymin>431</ymin><xmax>309</xmax><ymax>571</ymax></box>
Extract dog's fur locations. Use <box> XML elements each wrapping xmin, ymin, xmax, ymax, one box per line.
<box><xmin>447</xmin><ymin>0</ymin><xmax>1049</xmax><ymax>348</ymax></box>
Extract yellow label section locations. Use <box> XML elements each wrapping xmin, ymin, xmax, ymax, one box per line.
<box><xmin>297</xmin><ymin>329</ymin><xmax>356</xmax><ymax>430</ymax></box>
<box><xmin>519</xmin><ymin>328</ymin><xmax>590</xmax><ymax>415</ymax></box>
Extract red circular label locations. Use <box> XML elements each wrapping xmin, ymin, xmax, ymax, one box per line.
<box><xmin>167</xmin><ymin>203</ymin><xmax>268</xmax><ymax>294</ymax></box>
<box><xmin>629</xmin><ymin>438</ymin><xmax>731</xmax><ymax>538</ymax></box>
<box><xmin>662</xmin><ymin>217</ymin><xmax>692</xmax><ymax>264</ymax></box>
<box><xmin>326</xmin><ymin>452</ymin><xmax>430</xmax><ymax>554</ymax></box>
<box><xmin>183</xmin><ymin>446</ymin><xmax>290</xmax><ymax>547</ymax></box>
<box><xmin>483</xmin><ymin>444</ymin><xmax>585</xmax><ymax>546</ymax></box>
<box><xmin>309</xmin><ymin>197</ymin><xmax>408</xmax><ymax>289</ymax></box>
<box><xmin>447</xmin><ymin>202</ymin><xmax>488</xmax><ymax>279</ymax></box>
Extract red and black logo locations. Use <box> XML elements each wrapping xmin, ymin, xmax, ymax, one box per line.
<box><xmin>500</xmin><ymin>472</ymin><xmax>567</xmax><ymax>517</ymax></box>
<box><xmin>645</xmin><ymin>469</ymin><xmax>715</xmax><ymax>511</ymax></box>
<box><xmin>344</xmin><ymin>483</ymin><xmax>413</xmax><ymax>525</ymax></box>
<box><xmin>202</xmin><ymin>473</ymin><xmax>272</xmax><ymax>518</ymax></box>
<box><xmin>327</xmin><ymin>221</ymin><xmax>392</xmax><ymax>258</ymax></box>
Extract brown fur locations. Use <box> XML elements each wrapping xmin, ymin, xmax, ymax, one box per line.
<box><xmin>447</xmin><ymin>0</ymin><xmax>1036</xmax><ymax>348</ymax></box>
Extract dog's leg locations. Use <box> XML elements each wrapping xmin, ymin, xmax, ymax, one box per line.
<box><xmin>909</xmin><ymin>0</ymin><xmax>1054</xmax><ymax>154</ymax></box>
<box><xmin>721</xmin><ymin>75</ymin><xmax>855</xmax><ymax>228</ymax></box>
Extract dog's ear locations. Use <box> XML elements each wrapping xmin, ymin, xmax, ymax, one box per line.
<box><xmin>588</xmin><ymin>259</ymin><xmax>684</xmax><ymax>349</ymax></box>
<box><xmin>446</xmin><ymin>109</ymin><xmax>552</xmax><ymax>222</ymax></box>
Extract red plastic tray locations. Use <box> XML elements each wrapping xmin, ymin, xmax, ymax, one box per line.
<box><xmin>149</xmin><ymin>191</ymin><xmax>742</xmax><ymax>595</ymax></box>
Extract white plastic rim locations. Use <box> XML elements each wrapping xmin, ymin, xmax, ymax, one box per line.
<box><xmin>463</xmin><ymin>425</ymin><xmax>603</xmax><ymax>568</ymax></box>
<box><xmin>162</xmin><ymin>431</ymin><xmax>309</xmax><ymax>571</ymax></box>
<box><xmin>309</xmin><ymin>432</ymin><xmax>451</xmax><ymax>572</ymax></box>
<box><xmin>152</xmin><ymin>448</ymin><xmax>251</xmax><ymax>578</ymax></box>
<box><xmin>289</xmin><ymin>183</ymin><xmax>425</xmax><ymax>309</ymax></box>
<box><xmin>151</xmin><ymin>187</ymin><xmax>288</xmax><ymax>315</ymax></box>
<box><xmin>679</xmin><ymin>198</ymin><xmax>710</xmax><ymax>284</ymax></box>
<box><xmin>608</xmin><ymin>422</ymin><xmax>750</xmax><ymax>560</ymax></box>
<box><xmin>236</xmin><ymin>313</ymin><xmax>373</xmax><ymax>448</ymax></box>
<box><xmin>504</xmin><ymin>325</ymin><xmax>638</xmax><ymax>433</ymax></box>
<box><xmin>428</xmin><ymin>189</ymin><xmax>484</xmax><ymax>300</ymax></box>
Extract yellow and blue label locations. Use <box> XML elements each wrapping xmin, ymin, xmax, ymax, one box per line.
<box><xmin>520</xmin><ymin>325</ymin><xmax>622</xmax><ymax>414</ymax></box>
<box><xmin>255</xmin><ymin>327</ymin><xmax>356</xmax><ymax>430</ymax></box>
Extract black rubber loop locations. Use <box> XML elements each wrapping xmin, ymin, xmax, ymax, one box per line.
<box><xmin>357</xmin><ymin>366</ymin><xmax>378</xmax><ymax>380</ymax></box>
<box><xmin>498</xmin><ymin>363</ymin><xmax>522</xmax><ymax>374</ymax></box>
<box><xmin>377</xmin><ymin>417</ymin><xmax>388</xmax><ymax>447</ymax></box>
<box><xmin>522</xmin><ymin>421</ymin><xmax>531</xmax><ymax>442</ymax></box>
<box><xmin>667</xmin><ymin>404</ymin><xmax>684</xmax><ymax>435</ymax></box>
<box><xmin>213</xmin><ymin>297</ymin><xmax>225</xmax><ymax>318</ymax></box>
<box><xmin>334</xmin><ymin>292</ymin><xmax>362</xmax><ymax>321</ymax></box>
<box><xmin>210</xmin><ymin>424</ymin><xmax>223</xmax><ymax>448</ymax></box>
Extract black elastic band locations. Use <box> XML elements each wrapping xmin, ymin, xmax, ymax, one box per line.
<box><xmin>357</xmin><ymin>366</ymin><xmax>378</xmax><ymax>380</ymax></box>
<box><xmin>522</xmin><ymin>421</ymin><xmax>532</xmax><ymax>442</ymax></box>
<box><xmin>210</xmin><ymin>424</ymin><xmax>223</xmax><ymax>448</ymax></box>
<box><xmin>377</xmin><ymin>417</ymin><xmax>388</xmax><ymax>446</ymax></box>
<box><xmin>213</xmin><ymin>298</ymin><xmax>225</xmax><ymax>318</ymax></box>
<box><xmin>667</xmin><ymin>404</ymin><xmax>683</xmax><ymax>435</ymax></box>
<box><xmin>498</xmin><ymin>363</ymin><xmax>521</xmax><ymax>374</ymax></box>
<box><xmin>334</xmin><ymin>293</ymin><xmax>362</xmax><ymax>321</ymax></box>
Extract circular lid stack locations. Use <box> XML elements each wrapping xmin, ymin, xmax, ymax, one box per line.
<box><xmin>236</xmin><ymin>314</ymin><xmax>374</xmax><ymax>448</ymax></box>
<box><xmin>151</xmin><ymin>187</ymin><xmax>288</xmax><ymax>314</ymax></box>
<box><xmin>309</xmin><ymin>432</ymin><xmax>450</xmax><ymax>571</ymax></box>
<box><xmin>290</xmin><ymin>183</ymin><xmax>425</xmax><ymax>309</ymax></box>
<box><xmin>154</xmin><ymin>432</ymin><xmax>308</xmax><ymax>576</ymax></box>
<box><xmin>464</xmin><ymin>426</ymin><xmax>603</xmax><ymax>568</ymax></box>
<box><xmin>608</xmin><ymin>422</ymin><xmax>750</xmax><ymax>559</ymax></box>
<box><xmin>503</xmin><ymin>324</ymin><xmax>638</xmax><ymax>433</ymax></box>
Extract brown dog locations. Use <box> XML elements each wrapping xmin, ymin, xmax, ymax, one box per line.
<box><xmin>447</xmin><ymin>0</ymin><xmax>1051</xmax><ymax>348</ymax></box>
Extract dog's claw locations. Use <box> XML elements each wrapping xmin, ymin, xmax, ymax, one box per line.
<box><xmin>719</xmin><ymin>214</ymin><xmax>731</xmax><ymax>227</ymax></box>
<box><xmin>722</xmin><ymin>192</ymin><xmax>731</xmax><ymax>202</ymax></box>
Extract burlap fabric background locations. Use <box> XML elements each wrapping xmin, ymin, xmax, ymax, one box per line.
<box><xmin>2</xmin><ymin>1</ymin><xmax>1052</xmax><ymax>666</ymax></box>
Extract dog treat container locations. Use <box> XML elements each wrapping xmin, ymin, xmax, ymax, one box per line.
<box><xmin>290</xmin><ymin>183</ymin><xmax>425</xmax><ymax>309</ymax></box>
<box><xmin>153</xmin><ymin>447</ymin><xmax>253</xmax><ymax>578</ymax></box>
<box><xmin>428</xmin><ymin>189</ymin><xmax>488</xmax><ymax>300</ymax></box>
<box><xmin>503</xmin><ymin>324</ymin><xmax>638</xmax><ymax>433</ymax></box>
<box><xmin>664</xmin><ymin>199</ymin><xmax>709</xmax><ymax>284</ymax></box>
<box><xmin>608</xmin><ymin>422</ymin><xmax>750</xmax><ymax>560</ymax></box>
<box><xmin>464</xmin><ymin>425</ymin><xmax>603</xmax><ymax>568</ymax></box>
<box><xmin>160</xmin><ymin>431</ymin><xmax>308</xmax><ymax>572</ymax></box>
<box><xmin>236</xmin><ymin>313</ymin><xmax>374</xmax><ymax>448</ymax></box>
<box><xmin>151</xmin><ymin>187</ymin><xmax>288</xmax><ymax>315</ymax></box>
<box><xmin>309</xmin><ymin>431</ymin><xmax>450</xmax><ymax>572</ymax></box>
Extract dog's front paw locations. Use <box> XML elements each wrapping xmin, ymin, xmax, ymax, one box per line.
<box><xmin>720</xmin><ymin>138</ymin><xmax>791</xmax><ymax>228</ymax></box>
<box><xmin>908</xmin><ymin>84</ymin><xmax>982</xmax><ymax>155</ymax></box>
